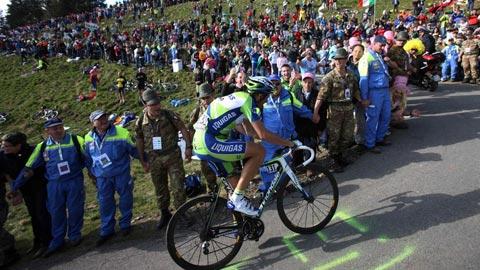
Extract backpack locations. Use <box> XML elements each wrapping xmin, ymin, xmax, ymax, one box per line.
<box><xmin>39</xmin><ymin>134</ymin><xmax>83</xmax><ymax>163</ymax></box>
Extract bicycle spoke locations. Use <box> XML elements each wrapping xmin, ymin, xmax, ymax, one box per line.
<box><xmin>183</xmin><ymin>241</ymin><xmax>200</xmax><ymax>260</ymax></box>
<box><xmin>311</xmin><ymin>201</ymin><xmax>330</xmax><ymax>216</ymax></box>
<box><xmin>296</xmin><ymin>204</ymin><xmax>308</xmax><ymax>227</ymax></box>
<box><xmin>314</xmin><ymin>198</ymin><xmax>333</xmax><ymax>209</ymax></box>
<box><xmin>310</xmin><ymin>203</ymin><xmax>324</xmax><ymax>223</ymax></box>
<box><xmin>175</xmin><ymin>234</ymin><xmax>199</xmax><ymax>249</ymax></box>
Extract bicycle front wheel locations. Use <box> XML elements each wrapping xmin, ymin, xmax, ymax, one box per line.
<box><xmin>166</xmin><ymin>195</ymin><xmax>244</xmax><ymax>270</ymax></box>
<box><xmin>276</xmin><ymin>168</ymin><xmax>338</xmax><ymax>234</ymax></box>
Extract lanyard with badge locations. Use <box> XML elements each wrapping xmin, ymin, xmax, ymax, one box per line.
<box><xmin>149</xmin><ymin>116</ymin><xmax>163</xmax><ymax>151</ymax></box>
<box><xmin>94</xmin><ymin>132</ymin><xmax>113</xmax><ymax>168</ymax></box>
<box><xmin>336</xmin><ymin>71</ymin><xmax>351</xmax><ymax>101</ymax></box>
<box><xmin>268</xmin><ymin>95</ymin><xmax>284</xmax><ymax>129</ymax></box>
<box><xmin>55</xmin><ymin>139</ymin><xmax>71</xmax><ymax>176</ymax></box>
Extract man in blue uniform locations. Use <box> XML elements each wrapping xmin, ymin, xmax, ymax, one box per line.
<box><xmin>84</xmin><ymin>111</ymin><xmax>139</xmax><ymax>246</ymax></box>
<box><xmin>11</xmin><ymin>118</ymin><xmax>85</xmax><ymax>257</ymax></box>
<box><xmin>358</xmin><ymin>36</ymin><xmax>392</xmax><ymax>153</ymax></box>
<box><xmin>260</xmin><ymin>74</ymin><xmax>313</xmax><ymax>192</ymax></box>
<box><xmin>441</xmin><ymin>38</ymin><xmax>460</xmax><ymax>82</ymax></box>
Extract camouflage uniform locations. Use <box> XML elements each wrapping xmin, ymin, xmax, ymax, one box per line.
<box><xmin>188</xmin><ymin>105</ymin><xmax>217</xmax><ymax>192</ymax></box>
<box><xmin>317</xmin><ymin>69</ymin><xmax>360</xmax><ymax>157</ymax></box>
<box><xmin>135</xmin><ymin>110</ymin><xmax>186</xmax><ymax>211</ymax></box>
<box><xmin>461</xmin><ymin>37</ymin><xmax>479</xmax><ymax>83</ymax></box>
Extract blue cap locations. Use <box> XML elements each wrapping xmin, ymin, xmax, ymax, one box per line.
<box><xmin>268</xmin><ymin>74</ymin><xmax>280</xmax><ymax>82</ymax></box>
<box><xmin>44</xmin><ymin>118</ymin><xmax>64</xmax><ymax>128</ymax></box>
<box><xmin>89</xmin><ymin>110</ymin><xmax>106</xmax><ymax>122</ymax></box>
<box><xmin>373</xmin><ymin>35</ymin><xmax>387</xmax><ymax>45</ymax></box>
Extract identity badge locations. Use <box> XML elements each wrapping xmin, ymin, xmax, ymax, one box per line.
<box><xmin>99</xmin><ymin>153</ymin><xmax>112</xmax><ymax>168</ymax></box>
<box><xmin>57</xmin><ymin>161</ymin><xmax>71</xmax><ymax>176</ymax></box>
<box><xmin>345</xmin><ymin>88</ymin><xmax>351</xmax><ymax>100</ymax></box>
<box><xmin>153</xmin><ymin>136</ymin><xmax>162</xmax><ymax>150</ymax></box>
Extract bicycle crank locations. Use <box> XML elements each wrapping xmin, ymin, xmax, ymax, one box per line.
<box><xmin>242</xmin><ymin>217</ymin><xmax>265</xmax><ymax>241</ymax></box>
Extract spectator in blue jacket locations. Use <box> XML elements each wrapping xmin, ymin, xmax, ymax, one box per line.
<box><xmin>84</xmin><ymin>110</ymin><xmax>139</xmax><ymax>246</ymax></box>
<box><xmin>259</xmin><ymin>74</ymin><xmax>313</xmax><ymax>193</ymax></box>
<box><xmin>441</xmin><ymin>38</ymin><xmax>460</xmax><ymax>82</ymax></box>
<box><xmin>11</xmin><ymin>118</ymin><xmax>85</xmax><ymax>258</ymax></box>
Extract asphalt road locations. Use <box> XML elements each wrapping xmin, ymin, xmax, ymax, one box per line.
<box><xmin>13</xmin><ymin>82</ymin><xmax>480</xmax><ymax>270</ymax></box>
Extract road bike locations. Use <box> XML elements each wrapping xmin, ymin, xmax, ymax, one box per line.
<box><xmin>31</xmin><ymin>107</ymin><xmax>58</xmax><ymax>121</ymax></box>
<box><xmin>0</xmin><ymin>112</ymin><xmax>7</xmax><ymax>124</ymax></box>
<box><xmin>166</xmin><ymin>145</ymin><xmax>339</xmax><ymax>270</ymax></box>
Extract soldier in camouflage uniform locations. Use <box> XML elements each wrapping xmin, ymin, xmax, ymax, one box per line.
<box><xmin>188</xmin><ymin>83</ymin><xmax>217</xmax><ymax>193</ymax></box>
<box><xmin>313</xmin><ymin>48</ymin><xmax>360</xmax><ymax>173</ymax></box>
<box><xmin>460</xmin><ymin>29</ymin><xmax>479</xmax><ymax>84</ymax></box>
<box><xmin>135</xmin><ymin>89</ymin><xmax>192</xmax><ymax>230</ymax></box>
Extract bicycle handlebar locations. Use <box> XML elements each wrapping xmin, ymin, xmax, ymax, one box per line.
<box><xmin>283</xmin><ymin>145</ymin><xmax>315</xmax><ymax>168</ymax></box>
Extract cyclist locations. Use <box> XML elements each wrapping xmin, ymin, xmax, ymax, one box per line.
<box><xmin>192</xmin><ymin>76</ymin><xmax>296</xmax><ymax>216</ymax></box>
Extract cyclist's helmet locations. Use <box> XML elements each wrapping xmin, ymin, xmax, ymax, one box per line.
<box><xmin>245</xmin><ymin>76</ymin><xmax>274</xmax><ymax>95</ymax></box>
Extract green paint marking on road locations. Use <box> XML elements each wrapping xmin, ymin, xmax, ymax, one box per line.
<box><xmin>313</xmin><ymin>251</ymin><xmax>360</xmax><ymax>270</ymax></box>
<box><xmin>334</xmin><ymin>211</ymin><xmax>368</xmax><ymax>233</ymax></box>
<box><xmin>222</xmin><ymin>256</ymin><xmax>252</xmax><ymax>270</ymax></box>
<box><xmin>373</xmin><ymin>246</ymin><xmax>416</xmax><ymax>270</ymax></box>
<box><xmin>283</xmin><ymin>234</ymin><xmax>309</xmax><ymax>263</ymax></box>
<box><xmin>377</xmin><ymin>235</ymin><xmax>389</xmax><ymax>243</ymax></box>
<box><xmin>317</xmin><ymin>231</ymin><xmax>328</xmax><ymax>241</ymax></box>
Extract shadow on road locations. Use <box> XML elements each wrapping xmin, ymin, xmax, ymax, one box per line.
<box><xmin>12</xmin><ymin>220</ymin><xmax>166</xmax><ymax>270</ymax></box>
<box><xmin>337</xmin><ymin>86</ymin><xmax>480</xmax><ymax>182</ymax></box>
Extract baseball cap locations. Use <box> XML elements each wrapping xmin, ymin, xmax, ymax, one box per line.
<box><xmin>302</xmin><ymin>72</ymin><xmax>315</xmax><ymax>81</ymax></box>
<box><xmin>373</xmin><ymin>35</ymin><xmax>387</xmax><ymax>45</ymax></box>
<box><xmin>44</xmin><ymin>118</ymin><xmax>64</xmax><ymax>128</ymax></box>
<box><xmin>89</xmin><ymin>110</ymin><xmax>106</xmax><ymax>122</ymax></box>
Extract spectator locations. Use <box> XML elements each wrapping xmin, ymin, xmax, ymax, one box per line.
<box><xmin>1</xmin><ymin>132</ymin><xmax>51</xmax><ymax>258</ymax></box>
<box><xmin>260</xmin><ymin>74</ymin><xmax>312</xmax><ymax>191</ymax></box>
<box><xmin>10</xmin><ymin>118</ymin><xmax>86</xmax><ymax>258</ymax></box>
<box><xmin>135</xmin><ymin>90</ymin><xmax>192</xmax><ymax>230</ymax></box>
<box><xmin>188</xmin><ymin>84</ymin><xmax>217</xmax><ymax>193</ymax></box>
<box><xmin>313</xmin><ymin>48</ymin><xmax>360</xmax><ymax>172</ymax></box>
<box><xmin>116</xmin><ymin>71</ymin><xmax>127</xmax><ymax>104</ymax></box>
<box><xmin>136</xmin><ymin>67</ymin><xmax>148</xmax><ymax>99</ymax></box>
<box><xmin>0</xmin><ymin>178</ymin><xmax>20</xmax><ymax>267</ymax></box>
<box><xmin>297</xmin><ymin>48</ymin><xmax>319</xmax><ymax>75</ymax></box>
<box><xmin>84</xmin><ymin>111</ymin><xmax>139</xmax><ymax>246</ymax></box>
<box><xmin>359</xmin><ymin>36</ymin><xmax>392</xmax><ymax>154</ymax></box>
<box><xmin>347</xmin><ymin>44</ymin><xmax>366</xmax><ymax>145</ymax></box>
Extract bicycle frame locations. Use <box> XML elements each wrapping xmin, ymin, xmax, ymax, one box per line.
<box><xmin>219</xmin><ymin>145</ymin><xmax>315</xmax><ymax>218</ymax></box>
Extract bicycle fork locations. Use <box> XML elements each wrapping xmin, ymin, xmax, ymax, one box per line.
<box><xmin>283</xmin><ymin>162</ymin><xmax>314</xmax><ymax>203</ymax></box>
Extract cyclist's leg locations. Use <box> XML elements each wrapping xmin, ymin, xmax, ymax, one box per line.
<box><xmin>236</xmin><ymin>142</ymin><xmax>265</xmax><ymax>191</ymax></box>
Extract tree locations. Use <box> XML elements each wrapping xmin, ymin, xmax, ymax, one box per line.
<box><xmin>6</xmin><ymin>0</ymin><xmax>45</xmax><ymax>28</ymax></box>
<box><xmin>45</xmin><ymin>0</ymin><xmax>106</xmax><ymax>18</ymax></box>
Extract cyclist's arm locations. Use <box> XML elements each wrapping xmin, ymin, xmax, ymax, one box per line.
<box><xmin>251</xmin><ymin>120</ymin><xmax>294</xmax><ymax>147</ymax></box>
<box><xmin>235</xmin><ymin>119</ymin><xmax>259</xmax><ymax>139</ymax></box>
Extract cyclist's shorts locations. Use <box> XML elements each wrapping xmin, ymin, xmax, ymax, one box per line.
<box><xmin>193</xmin><ymin>130</ymin><xmax>246</xmax><ymax>177</ymax></box>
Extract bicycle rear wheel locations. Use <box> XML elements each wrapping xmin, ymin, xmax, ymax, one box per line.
<box><xmin>166</xmin><ymin>195</ymin><xmax>244</xmax><ymax>270</ymax></box>
<box><xmin>276</xmin><ymin>167</ymin><xmax>338</xmax><ymax>234</ymax></box>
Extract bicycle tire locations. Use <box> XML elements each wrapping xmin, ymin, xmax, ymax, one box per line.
<box><xmin>31</xmin><ymin>111</ymin><xmax>44</xmax><ymax>120</ymax></box>
<box><xmin>166</xmin><ymin>195</ymin><xmax>244</xmax><ymax>270</ymax></box>
<box><xmin>276</xmin><ymin>167</ymin><xmax>338</xmax><ymax>234</ymax></box>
